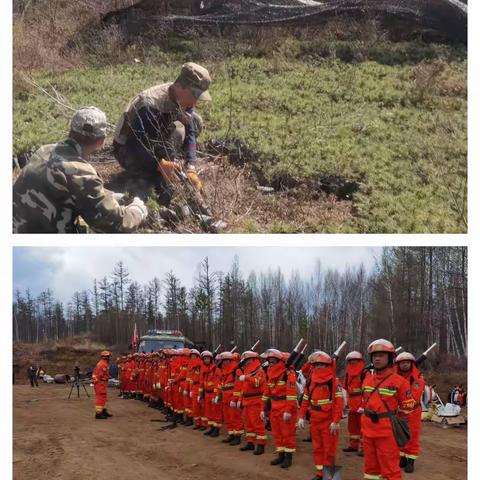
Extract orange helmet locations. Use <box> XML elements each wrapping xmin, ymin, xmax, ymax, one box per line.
<box><xmin>101</xmin><ymin>350</ymin><xmax>111</xmax><ymax>357</ymax></box>
<box><xmin>201</xmin><ymin>350</ymin><xmax>213</xmax><ymax>359</ymax></box>
<box><xmin>217</xmin><ymin>351</ymin><xmax>234</xmax><ymax>361</ymax></box>
<box><xmin>190</xmin><ymin>349</ymin><xmax>200</xmax><ymax>357</ymax></box>
<box><xmin>178</xmin><ymin>348</ymin><xmax>191</xmax><ymax>356</ymax></box>
<box><xmin>241</xmin><ymin>350</ymin><xmax>259</xmax><ymax>362</ymax></box>
<box><xmin>368</xmin><ymin>339</ymin><xmax>395</xmax><ymax>354</ymax></box>
<box><xmin>395</xmin><ymin>352</ymin><xmax>415</xmax><ymax>363</ymax></box>
<box><xmin>265</xmin><ymin>349</ymin><xmax>284</xmax><ymax>361</ymax></box>
<box><xmin>346</xmin><ymin>351</ymin><xmax>363</xmax><ymax>361</ymax></box>
<box><xmin>308</xmin><ymin>351</ymin><xmax>332</xmax><ymax>365</ymax></box>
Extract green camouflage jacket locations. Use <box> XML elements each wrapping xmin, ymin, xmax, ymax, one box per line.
<box><xmin>13</xmin><ymin>138</ymin><xmax>143</xmax><ymax>233</ymax></box>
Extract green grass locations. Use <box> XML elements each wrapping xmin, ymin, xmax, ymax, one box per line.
<box><xmin>13</xmin><ymin>40</ymin><xmax>467</xmax><ymax>233</ymax></box>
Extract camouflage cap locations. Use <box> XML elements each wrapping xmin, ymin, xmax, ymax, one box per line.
<box><xmin>175</xmin><ymin>62</ymin><xmax>212</xmax><ymax>101</ymax></box>
<box><xmin>70</xmin><ymin>107</ymin><xmax>107</xmax><ymax>139</ymax></box>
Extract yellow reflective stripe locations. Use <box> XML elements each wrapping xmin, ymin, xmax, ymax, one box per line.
<box><xmin>284</xmin><ymin>448</ymin><xmax>296</xmax><ymax>453</ymax></box>
<box><xmin>276</xmin><ymin>447</ymin><xmax>285</xmax><ymax>452</ymax></box>
<box><xmin>405</xmin><ymin>454</ymin><xmax>418</xmax><ymax>460</ymax></box>
<box><xmin>233</xmin><ymin>392</ymin><xmax>241</xmax><ymax>397</ymax></box>
<box><xmin>303</xmin><ymin>395</ymin><xmax>309</xmax><ymax>401</ymax></box>
<box><xmin>261</xmin><ymin>396</ymin><xmax>269</xmax><ymax>401</ymax></box>
<box><xmin>312</xmin><ymin>399</ymin><xmax>332</xmax><ymax>405</ymax></box>
<box><xmin>335</xmin><ymin>393</ymin><xmax>343</xmax><ymax>398</ymax></box>
<box><xmin>286</xmin><ymin>396</ymin><xmax>298</xmax><ymax>401</ymax></box>
<box><xmin>363</xmin><ymin>387</ymin><xmax>375</xmax><ymax>392</ymax></box>
<box><xmin>350</xmin><ymin>435</ymin><xmax>362</xmax><ymax>440</ymax></box>
<box><xmin>364</xmin><ymin>475</ymin><xmax>381</xmax><ymax>479</ymax></box>
<box><xmin>246</xmin><ymin>433</ymin><xmax>256</xmax><ymax>437</ymax></box>
<box><xmin>256</xmin><ymin>435</ymin><xmax>268</xmax><ymax>440</ymax></box>
<box><xmin>315</xmin><ymin>465</ymin><xmax>324</xmax><ymax>471</ymax></box>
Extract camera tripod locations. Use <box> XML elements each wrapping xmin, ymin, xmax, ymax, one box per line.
<box><xmin>68</xmin><ymin>376</ymin><xmax>90</xmax><ymax>399</ymax></box>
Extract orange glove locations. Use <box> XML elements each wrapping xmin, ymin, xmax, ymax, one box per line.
<box><xmin>186</xmin><ymin>169</ymin><xmax>203</xmax><ymax>192</ymax></box>
<box><xmin>157</xmin><ymin>159</ymin><xmax>181</xmax><ymax>185</ymax></box>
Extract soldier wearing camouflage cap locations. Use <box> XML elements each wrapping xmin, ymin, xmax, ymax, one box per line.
<box><xmin>13</xmin><ymin>107</ymin><xmax>148</xmax><ymax>233</ymax></box>
<box><xmin>113</xmin><ymin>62</ymin><xmax>212</xmax><ymax>202</ymax></box>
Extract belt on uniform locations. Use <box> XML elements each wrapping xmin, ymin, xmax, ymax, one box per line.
<box><xmin>310</xmin><ymin>405</ymin><xmax>327</xmax><ymax>412</ymax></box>
<box><xmin>364</xmin><ymin>410</ymin><xmax>395</xmax><ymax>423</ymax></box>
<box><xmin>243</xmin><ymin>392</ymin><xmax>262</xmax><ymax>399</ymax></box>
<box><xmin>271</xmin><ymin>395</ymin><xmax>286</xmax><ymax>401</ymax></box>
<box><xmin>205</xmin><ymin>389</ymin><xmax>214</xmax><ymax>394</ymax></box>
<box><xmin>221</xmin><ymin>386</ymin><xmax>234</xmax><ymax>391</ymax></box>
<box><xmin>349</xmin><ymin>392</ymin><xmax>362</xmax><ymax>397</ymax></box>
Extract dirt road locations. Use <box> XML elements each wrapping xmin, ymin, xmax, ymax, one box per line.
<box><xmin>13</xmin><ymin>385</ymin><xmax>467</xmax><ymax>480</ymax></box>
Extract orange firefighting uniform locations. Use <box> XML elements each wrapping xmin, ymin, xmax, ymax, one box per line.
<box><xmin>187</xmin><ymin>357</ymin><xmax>203</xmax><ymax>426</ymax></box>
<box><xmin>200</xmin><ymin>362</ymin><xmax>216</xmax><ymax>427</ymax></box>
<box><xmin>361</xmin><ymin>368</ymin><xmax>415</xmax><ymax>480</ymax></box>
<box><xmin>219</xmin><ymin>362</ymin><xmax>244</xmax><ymax>436</ymax></box>
<box><xmin>343</xmin><ymin>360</ymin><xmax>365</xmax><ymax>450</ymax></box>
<box><xmin>262</xmin><ymin>363</ymin><xmax>298</xmax><ymax>453</ymax></box>
<box><xmin>396</xmin><ymin>363</ymin><xmax>425</xmax><ymax>462</ymax></box>
<box><xmin>237</xmin><ymin>359</ymin><xmax>267</xmax><ymax>445</ymax></box>
<box><xmin>92</xmin><ymin>357</ymin><xmax>109</xmax><ymax>413</ymax></box>
<box><xmin>300</xmin><ymin>368</ymin><xmax>344</xmax><ymax>475</ymax></box>
<box><xmin>211</xmin><ymin>365</ymin><xmax>224</xmax><ymax>428</ymax></box>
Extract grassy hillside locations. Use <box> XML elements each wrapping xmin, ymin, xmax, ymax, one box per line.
<box><xmin>13</xmin><ymin>39</ymin><xmax>467</xmax><ymax>232</ymax></box>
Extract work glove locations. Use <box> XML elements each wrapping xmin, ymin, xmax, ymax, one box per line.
<box><xmin>236</xmin><ymin>401</ymin><xmax>242</xmax><ymax>409</ymax></box>
<box><xmin>357</xmin><ymin>408</ymin><xmax>365</xmax><ymax>414</ymax></box>
<box><xmin>186</xmin><ymin>165</ymin><xmax>203</xmax><ymax>192</ymax></box>
<box><xmin>126</xmin><ymin>197</ymin><xmax>148</xmax><ymax>221</ymax></box>
<box><xmin>230</xmin><ymin>401</ymin><xmax>237</xmax><ymax>408</ymax></box>
<box><xmin>213</xmin><ymin>397</ymin><xmax>218</xmax><ymax>405</ymax></box>
<box><xmin>197</xmin><ymin>395</ymin><xmax>202</xmax><ymax>403</ymax></box>
<box><xmin>183</xmin><ymin>390</ymin><xmax>188</xmax><ymax>396</ymax></box>
<box><xmin>260</xmin><ymin>411</ymin><xmax>266</xmax><ymax>422</ymax></box>
<box><xmin>157</xmin><ymin>158</ymin><xmax>181</xmax><ymax>185</ymax></box>
<box><xmin>189</xmin><ymin>392</ymin><xmax>193</xmax><ymax>398</ymax></box>
<box><xmin>329</xmin><ymin>422</ymin><xmax>340</xmax><ymax>434</ymax></box>
<box><xmin>283</xmin><ymin>412</ymin><xmax>292</xmax><ymax>422</ymax></box>
<box><xmin>297</xmin><ymin>418</ymin><xmax>305</xmax><ymax>429</ymax></box>
<box><xmin>238</xmin><ymin>375</ymin><xmax>246</xmax><ymax>382</ymax></box>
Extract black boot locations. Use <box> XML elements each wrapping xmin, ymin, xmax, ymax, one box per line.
<box><xmin>404</xmin><ymin>459</ymin><xmax>415</xmax><ymax>473</ymax></box>
<box><xmin>95</xmin><ymin>412</ymin><xmax>108</xmax><ymax>419</ymax></box>
<box><xmin>280</xmin><ymin>452</ymin><xmax>293</xmax><ymax>469</ymax></box>
<box><xmin>199</xmin><ymin>426</ymin><xmax>207</xmax><ymax>431</ymax></box>
<box><xmin>184</xmin><ymin>417</ymin><xmax>194</xmax><ymax>427</ymax></box>
<box><xmin>229</xmin><ymin>436</ymin><xmax>241</xmax><ymax>446</ymax></box>
<box><xmin>302</xmin><ymin>436</ymin><xmax>312</xmax><ymax>442</ymax></box>
<box><xmin>222</xmin><ymin>435</ymin><xmax>235</xmax><ymax>443</ymax></box>
<box><xmin>204</xmin><ymin>427</ymin><xmax>215</xmax><ymax>436</ymax></box>
<box><xmin>193</xmin><ymin>425</ymin><xmax>201</xmax><ymax>430</ymax></box>
<box><xmin>210</xmin><ymin>427</ymin><xmax>220</xmax><ymax>437</ymax></box>
<box><xmin>102</xmin><ymin>409</ymin><xmax>113</xmax><ymax>417</ymax></box>
<box><xmin>270</xmin><ymin>452</ymin><xmax>285</xmax><ymax>465</ymax></box>
<box><xmin>253</xmin><ymin>444</ymin><xmax>265</xmax><ymax>455</ymax></box>
<box><xmin>311</xmin><ymin>476</ymin><xmax>322</xmax><ymax>480</ymax></box>
<box><xmin>400</xmin><ymin>456</ymin><xmax>407</xmax><ymax>468</ymax></box>
<box><xmin>177</xmin><ymin>414</ymin><xmax>185</xmax><ymax>425</ymax></box>
<box><xmin>343</xmin><ymin>446</ymin><xmax>358</xmax><ymax>452</ymax></box>
<box><xmin>240</xmin><ymin>442</ymin><xmax>255</xmax><ymax>451</ymax></box>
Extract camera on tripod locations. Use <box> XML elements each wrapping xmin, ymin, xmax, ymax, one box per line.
<box><xmin>67</xmin><ymin>364</ymin><xmax>90</xmax><ymax>399</ymax></box>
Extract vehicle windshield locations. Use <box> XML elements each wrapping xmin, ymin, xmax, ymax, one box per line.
<box><xmin>138</xmin><ymin>339</ymin><xmax>185</xmax><ymax>353</ymax></box>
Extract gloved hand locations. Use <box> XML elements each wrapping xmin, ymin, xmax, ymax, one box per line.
<box><xmin>213</xmin><ymin>397</ymin><xmax>218</xmax><ymax>404</ymax></box>
<box><xmin>230</xmin><ymin>401</ymin><xmax>237</xmax><ymax>408</ymax></box>
<box><xmin>238</xmin><ymin>375</ymin><xmax>246</xmax><ymax>382</ymax></box>
<box><xmin>260</xmin><ymin>411</ymin><xmax>266</xmax><ymax>422</ymax></box>
<box><xmin>236</xmin><ymin>401</ymin><xmax>242</xmax><ymax>409</ymax></box>
<box><xmin>183</xmin><ymin>390</ymin><xmax>188</xmax><ymax>396</ymax></box>
<box><xmin>189</xmin><ymin>392</ymin><xmax>193</xmax><ymax>398</ymax></box>
<box><xmin>158</xmin><ymin>158</ymin><xmax>181</xmax><ymax>185</ymax></box>
<box><xmin>126</xmin><ymin>197</ymin><xmax>148</xmax><ymax>221</ymax></box>
<box><xmin>283</xmin><ymin>412</ymin><xmax>292</xmax><ymax>422</ymax></box>
<box><xmin>186</xmin><ymin>165</ymin><xmax>203</xmax><ymax>192</ymax></box>
<box><xmin>357</xmin><ymin>407</ymin><xmax>365</xmax><ymax>414</ymax></box>
<box><xmin>329</xmin><ymin>422</ymin><xmax>340</xmax><ymax>434</ymax></box>
<box><xmin>297</xmin><ymin>418</ymin><xmax>305</xmax><ymax>429</ymax></box>
<box><xmin>197</xmin><ymin>395</ymin><xmax>202</xmax><ymax>403</ymax></box>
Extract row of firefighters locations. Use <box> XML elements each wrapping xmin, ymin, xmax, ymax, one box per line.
<box><xmin>93</xmin><ymin>339</ymin><xmax>425</xmax><ymax>480</ymax></box>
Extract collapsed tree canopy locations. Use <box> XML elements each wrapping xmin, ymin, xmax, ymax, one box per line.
<box><xmin>103</xmin><ymin>0</ymin><xmax>467</xmax><ymax>44</ymax></box>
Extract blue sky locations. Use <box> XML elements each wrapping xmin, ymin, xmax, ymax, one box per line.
<box><xmin>13</xmin><ymin>247</ymin><xmax>381</xmax><ymax>304</ymax></box>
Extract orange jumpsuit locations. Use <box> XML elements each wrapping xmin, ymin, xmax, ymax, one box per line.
<box><xmin>262</xmin><ymin>364</ymin><xmax>298</xmax><ymax>453</ymax></box>
<box><xmin>92</xmin><ymin>358</ymin><xmax>109</xmax><ymax>414</ymax></box>
<box><xmin>211</xmin><ymin>366</ymin><xmax>223</xmax><ymax>428</ymax></box>
<box><xmin>361</xmin><ymin>369</ymin><xmax>414</xmax><ymax>480</ymax></box>
<box><xmin>219</xmin><ymin>363</ymin><xmax>244</xmax><ymax>436</ymax></box>
<box><xmin>238</xmin><ymin>360</ymin><xmax>267</xmax><ymax>445</ymax></box>
<box><xmin>201</xmin><ymin>363</ymin><xmax>217</xmax><ymax>427</ymax></box>
<box><xmin>187</xmin><ymin>358</ymin><xmax>203</xmax><ymax>426</ymax></box>
<box><xmin>343</xmin><ymin>361</ymin><xmax>365</xmax><ymax>450</ymax></box>
<box><xmin>397</xmin><ymin>364</ymin><xmax>425</xmax><ymax>462</ymax></box>
<box><xmin>300</xmin><ymin>371</ymin><xmax>344</xmax><ymax>475</ymax></box>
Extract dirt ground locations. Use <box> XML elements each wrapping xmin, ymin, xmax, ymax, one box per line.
<box><xmin>13</xmin><ymin>385</ymin><xmax>467</xmax><ymax>480</ymax></box>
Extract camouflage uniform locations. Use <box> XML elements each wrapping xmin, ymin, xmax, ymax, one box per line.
<box><xmin>113</xmin><ymin>62</ymin><xmax>210</xmax><ymax>175</ymax></box>
<box><xmin>13</xmin><ymin>107</ymin><xmax>146</xmax><ymax>233</ymax></box>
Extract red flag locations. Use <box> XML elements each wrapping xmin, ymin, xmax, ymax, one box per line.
<box><xmin>132</xmin><ymin>323</ymin><xmax>139</xmax><ymax>353</ymax></box>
